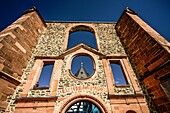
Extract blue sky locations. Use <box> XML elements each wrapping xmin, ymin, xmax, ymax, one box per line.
<box><xmin>67</xmin><ymin>31</ymin><xmax>97</xmax><ymax>49</ymax></box>
<box><xmin>110</xmin><ymin>63</ymin><xmax>128</xmax><ymax>85</ymax></box>
<box><xmin>0</xmin><ymin>0</ymin><xmax>170</xmax><ymax>42</ymax></box>
<box><xmin>1</xmin><ymin>0</ymin><xmax>170</xmax><ymax>86</ymax></box>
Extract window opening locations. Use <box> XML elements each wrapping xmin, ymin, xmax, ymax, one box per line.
<box><xmin>67</xmin><ymin>30</ymin><xmax>97</xmax><ymax>50</ymax></box>
<box><xmin>160</xmin><ymin>78</ymin><xmax>170</xmax><ymax>99</ymax></box>
<box><xmin>110</xmin><ymin>62</ymin><xmax>128</xmax><ymax>85</ymax></box>
<box><xmin>38</xmin><ymin>62</ymin><xmax>54</xmax><ymax>87</ymax></box>
<box><xmin>71</xmin><ymin>55</ymin><xmax>94</xmax><ymax>79</ymax></box>
<box><xmin>66</xmin><ymin>101</ymin><xmax>101</xmax><ymax>113</ymax></box>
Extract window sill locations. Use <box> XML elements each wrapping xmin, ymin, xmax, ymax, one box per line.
<box><xmin>114</xmin><ymin>84</ymin><xmax>130</xmax><ymax>88</ymax></box>
<box><xmin>33</xmin><ymin>86</ymin><xmax>49</xmax><ymax>90</ymax></box>
<box><xmin>108</xmin><ymin>93</ymin><xmax>145</xmax><ymax>99</ymax></box>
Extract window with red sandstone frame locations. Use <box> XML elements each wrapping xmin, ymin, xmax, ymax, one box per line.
<box><xmin>67</xmin><ymin>31</ymin><xmax>98</xmax><ymax>50</ymax></box>
<box><xmin>110</xmin><ymin>61</ymin><xmax>128</xmax><ymax>85</ymax></box>
<box><xmin>36</xmin><ymin>62</ymin><xmax>54</xmax><ymax>88</ymax></box>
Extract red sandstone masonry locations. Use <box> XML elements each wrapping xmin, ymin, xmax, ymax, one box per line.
<box><xmin>0</xmin><ymin>7</ymin><xmax>46</xmax><ymax>111</ymax></box>
<box><xmin>0</xmin><ymin>7</ymin><xmax>46</xmax><ymax>79</ymax></box>
<box><xmin>0</xmin><ymin>76</ymin><xmax>19</xmax><ymax>110</ymax></box>
<box><xmin>115</xmin><ymin>8</ymin><xmax>170</xmax><ymax>112</ymax></box>
<box><xmin>14</xmin><ymin>96</ymin><xmax>57</xmax><ymax>113</ymax></box>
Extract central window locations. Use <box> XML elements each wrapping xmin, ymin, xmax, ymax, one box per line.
<box><xmin>66</xmin><ymin>101</ymin><xmax>101</xmax><ymax>113</ymax></box>
<box><xmin>67</xmin><ymin>25</ymin><xmax>98</xmax><ymax>50</ymax></box>
<box><xmin>71</xmin><ymin>55</ymin><xmax>95</xmax><ymax>79</ymax></box>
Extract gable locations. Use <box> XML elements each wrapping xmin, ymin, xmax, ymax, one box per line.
<box><xmin>58</xmin><ymin>43</ymin><xmax>105</xmax><ymax>59</ymax></box>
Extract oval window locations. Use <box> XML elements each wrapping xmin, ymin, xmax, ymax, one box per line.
<box><xmin>71</xmin><ymin>55</ymin><xmax>94</xmax><ymax>79</ymax></box>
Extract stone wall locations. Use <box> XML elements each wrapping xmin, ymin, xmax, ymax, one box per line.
<box><xmin>0</xmin><ymin>76</ymin><xmax>19</xmax><ymax>111</ymax></box>
<box><xmin>2</xmin><ymin>9</ymin><xmax>149</xmax><ymax>112</ymax></box>
<box><xmin>54</xmin><ymin>50</ymin><xmax>111</xmax><ymax>112</ymax></box>
<box><xmin>0</xmin><ymin>7</ymin><xmax>46</xmax><ymax>79</ymax></box>
<box><xmin>0</xmin><ymin>7</ymin><xmax>46</xmax><ymax>111</ymax></box>
<box><xmin>34</xmin><ymin>22</ymin><xmax>126</xmax><ymax>56</ymax></box>
<box><xmin>10</xmin><ymin>22</ymin><xmax>133</xmax><ymax>113</ymax></box>
<box><xmin>115</xmin><ymin>8</ymin><xmax>170</xmax><ymax>112</ymax></box>
<box><xmin>21</xmin><ymin>22</ymin><xmax>127</xmax><ymax>113</ymax></box>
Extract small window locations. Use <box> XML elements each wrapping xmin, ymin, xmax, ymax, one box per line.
<box><xmin>37</xmin><ymin>62</ymin><xmax>54</xmax><ymax>87</ymax></box>
<box><xmin>110</xmin><ymin>61</ymin><xmax>128</xmax><ymax>85</ymax></box>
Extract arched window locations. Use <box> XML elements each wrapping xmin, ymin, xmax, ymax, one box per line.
<box><xmin>66</xmin><ymin>101</ymin><xmax>101</xmax><ymax>113</ymax></box>
<box><xmin>67</xmin><ymin>25</ymin><xmax>98</xmax><ymax>50</ymax></box>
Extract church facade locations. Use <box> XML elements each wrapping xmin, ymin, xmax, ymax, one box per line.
<box><xmin>0</xmin><ymin>7</ymin><xmax>169</xmax><ymax>113</ymax></box>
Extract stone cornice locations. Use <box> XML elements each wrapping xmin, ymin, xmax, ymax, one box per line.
<box><xmin>16</xmin><ymin>96</ymin><xmax>58</xmax><ymax>102</ymax></box>
<box><xmin>23</xmin><ymin>6</ymin><xmax>47</xmax><ymax>27</ymax></box>
<box><xmin>108</xmin><ymin>93</ymin><xmax>145</xmax><ymax>99</ymax></box>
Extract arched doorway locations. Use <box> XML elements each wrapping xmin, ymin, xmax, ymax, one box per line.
<box><xmin>59</xmin><ymin>94</ymin><xmax>109</xmax><ymax>113</ymax></box>
<box><xmin>66</xmin><ymin>100</ymin><xmax>101</xmax><ymax>113</ymax></box>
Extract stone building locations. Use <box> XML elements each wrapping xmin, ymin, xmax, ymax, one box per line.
<box><xmin>0</xmin><ymin>7</ymin><xmax>169</xmax><ymax>113</ymax></box>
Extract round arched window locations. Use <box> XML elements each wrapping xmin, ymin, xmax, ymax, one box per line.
<box><xmin>66</xmin><ymin>101</ymin><xmax>101</xmax><ymax>113</ymax></box>
<box><xmin>71</xmin><ymin>55</ymin><xmax>95</xmax><ymax>79</ymax></box>
<box><xmin>67</xmin><ymin>25</ymin><xmax>98</xmax><ymax>50</ymax></box>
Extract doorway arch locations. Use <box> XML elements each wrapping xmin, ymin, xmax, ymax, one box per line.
<box><xmin>58</xmin><ymin>94</ymin><xmax>109</xmax><ymax>113</ymax></box>
<box><xmin>66</xmin><ymin>100</ymin><xmax>101</xmax><ymax>113</ymax></box>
